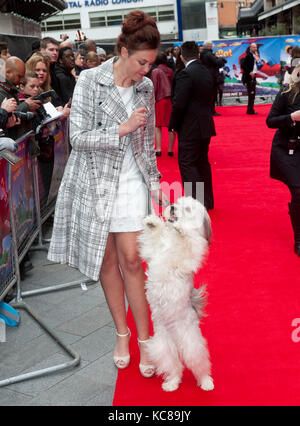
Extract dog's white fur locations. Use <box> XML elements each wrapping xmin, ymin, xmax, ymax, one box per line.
<box><xmin>138</xmin><ymin>196</ymin><xmax>214</xmax><ymax>392</ymax></box>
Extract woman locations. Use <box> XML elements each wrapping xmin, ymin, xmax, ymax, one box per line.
<box><xmin>26</xmin><ymin>52</ymin><xmax>69</xmax><ymax>114</ymax></box>
<box><xmin>25</xmin><ymin>53</ymin><xmax>70</xmax><ymax>198</ymax></box>
<box><xmin>266</xmin><ymin>64</ymin><xmax>300</xmax><ymax>257</ymax></box>
<box><xmin>26</xmin><ymin>53</ymin><xmax>51</xmax><ymax>92</ymax></box>
<box><xmin>48</xmin><ymin>10</ymin><xmax>168</xmax><ymax>376</ymax></box>
<box><xmin>150</xmin><ymin>51</ymin><xmax>175</xmax><ymax>156</ymax></box>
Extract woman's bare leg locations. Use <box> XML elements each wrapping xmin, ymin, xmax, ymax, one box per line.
<box><xmin>100</xmin><ymin>233</ymin><xmax>129</xmax><ymax>366</ymax></box>
<box><xmin>168</xmin><ymin>130</ymin><xmax>176</xmax><ymax>153</ymax></box>
<box><xmin>155</xmin><ymin>127</ymin><xmax>162</xmax><ymax>153</ymax></box>
<box><xmin>115</xmin><ymin>231</ymin><xmax>152</xmax><ymax>370</ymax></box>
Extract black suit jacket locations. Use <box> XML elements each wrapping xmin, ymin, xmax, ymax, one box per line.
<box><xmin>169</xmin><ymin>60</ymin><xmax>216</xmax><ymax>141</ymax></box>
<box><xmin>241</xmin><ymin>50</ymin><xmax>255</xmax><ymax>84</ymax></box>
<box><xmin>200</xmin><ymin>49</ymin><xmax>226</xmax><ymax>85</ymax></box>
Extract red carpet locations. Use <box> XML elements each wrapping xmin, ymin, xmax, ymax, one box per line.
<box><xmin>113</xmin><ymin>105</ymin><xmax>300</xmax><ymax>406</ymax></box>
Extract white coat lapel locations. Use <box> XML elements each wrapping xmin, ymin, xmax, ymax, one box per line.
<box><xmin>96</xmin><ymin>57</ymin><xmax>128</xmax><ymax>124</ymax></box>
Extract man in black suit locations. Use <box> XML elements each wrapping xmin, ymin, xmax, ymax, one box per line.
<box><xmin>169</xmin><ymin>41</ymin><xmax>216</xmax><ymax>210</ymax></box>
<box><xmin>241</xmin><ymin>43</ymin><xmax>259</xmax><ymax>115</ymax></box>
<box><xmin>200</xmin><ymin>40</ymin><xmax>226</xmax><ymax>116</ymax></box>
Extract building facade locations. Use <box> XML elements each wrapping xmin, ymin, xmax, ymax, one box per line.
<box><xmin>41</xmin><ymin>0</ymin><xmax>220</xmax><ymax>43</ymax></box>
<box><xmin>258</xmin><ymin>0</ymin><xmax>300</xmax><ymax>35</ymax></box>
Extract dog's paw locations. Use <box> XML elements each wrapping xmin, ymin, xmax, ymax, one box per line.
<box><xmin>162</xmin><ymin>377</ymin><xmax>180</xmax><ymax>392</ymax></box>
<box><xmin>143</xmin><ymin>214</ymin><xmax>162</xmax><ymax>229</ymax></box>
<box><xmin>199</xmin><ymin>375</ymin><xmax>214</xmax><ymax>391</ymax></box>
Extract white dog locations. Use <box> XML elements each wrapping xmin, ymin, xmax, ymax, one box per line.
<box><xmin>138</xmin><ymin>196</ymin><xmax>214</xmax><ymax>392</ymax></box>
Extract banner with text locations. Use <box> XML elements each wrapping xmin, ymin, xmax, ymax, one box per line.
<box><xmin>0</xmin><ymin>159</ymin><xmax>13</xmax><ymax>291</ymax></box>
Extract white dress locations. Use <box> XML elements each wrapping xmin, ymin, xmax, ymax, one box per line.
<box><xmin>109</xmin><ymin>85</ymin><xmax>148</xmax><ymax>232</ymax></box>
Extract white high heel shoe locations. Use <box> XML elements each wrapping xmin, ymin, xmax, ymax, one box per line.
<box><xmin>113</xmin><ymin>328</ymin><xmax>131</xmax><ymax>369</ymax></box>
<box><xmin>138</xmin><ymin>338</ymin><xmax>155</xmax><ymax>378</ymax></box>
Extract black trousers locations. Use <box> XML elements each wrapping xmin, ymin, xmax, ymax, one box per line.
<box><xmin>245</xmin><ymin>79</ymin><xmax>256</xmax><ymax>113</ymax></box>
<box><xmin>178</xmin><ymin>138</ymin><xmax>214</xmax><ymax>210</ymax></box>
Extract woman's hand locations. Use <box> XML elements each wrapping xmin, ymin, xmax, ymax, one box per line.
<box><xmin>25</xmin><ymin>97</ymin><xmax>42</xmax><ymax>112</ymax></box>
<box><xmin>291</xmin><ymin>110</ymin><xmax>300</xmax><ymax>123</ymax></box>
<box><xmin>1</xmin><ymin>97</ymin><xmax>17</xmax><ymax>113</ymax></box>
<box><xmin>59</xmin><ymin>103</ymin><xmax>71</xmax><ymax>118</ymax></box>
<box><xmin>150</xmin><ymin>189</ymin><xmax>170</xmax><ymax>207</ymax></box>
<box><xmin>119</xmin><ymin>107</ymin><xmax>147</xmax><ymax>137</ymax></box>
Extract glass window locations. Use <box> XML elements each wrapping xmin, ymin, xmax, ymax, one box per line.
<box><xmin>107</xmin><ymin>14</ymin><xmax>123</xmax><ymax>26</ymax></box>
<box><xmin>41</xmin><ymin>13</ymin><xmax>80</xmax><ymax>31</ymax></box>
<box><xmin>158</xmin><ymin>9</ymin><xmax>175</xmax><ymax>22</ymax></box>
<box><xmin>89</xmin><ymin>5</ymin><xmax>174</xmax><ymax>29</ymax></box>
<box><xmin>90</xmin><ymin>16</ymin><xmax>106</xmax><ymax>28</ymax></box>
<box><xmin>180</xmin><ymin>0</ymin><xmax>206</xmax><ymax>30</ymax></box>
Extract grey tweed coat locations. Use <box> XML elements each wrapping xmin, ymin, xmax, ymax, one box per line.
<box><xmin>47</xmin><ymin>57</ymin><xmax>161</xmax><ymax>281</ymax></box>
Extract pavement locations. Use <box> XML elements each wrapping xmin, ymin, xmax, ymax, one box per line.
<box><xmin>0</xmin><ymin>220</ymin><xmax>118</xmax><ymax>406</ymax></box>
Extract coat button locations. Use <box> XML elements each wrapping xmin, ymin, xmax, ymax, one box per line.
<box><xmin>98</xmin><ymin>122</ymin><xmax>102</xmax><ymax>126</ymax></box>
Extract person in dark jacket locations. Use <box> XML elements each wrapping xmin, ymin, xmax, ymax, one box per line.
<box><xmin>266</xmin><ymin>64</ymin><xmax>300</xmax><ymax>257</ymax></box>
<box><xmin>241</xmin><ymin>43</ymin><xmax>260</xmax><ymax>115</ymax></box>
<box><xmin>169</xmin><ymin>41</ymin><xmax>215</xmax><ymax>210</ymax></box>
<box><xmin>0</xmin><ymin>97</ymin><xmax>18</xmax><ymax>130</ymax></box>
<box><xmin>0</xmin><ymin>56</ymin><xmax>41</xmax><ymax>139</ymax></box>
<box><xmin>200</xmin><ymin>40</ymin><xmax>226</xmax><ymax>116</ymax></box>
<box><xmin>54</xmin><ymin>47</ymin><xmax>76</xmax><ymax>105</ymax></box>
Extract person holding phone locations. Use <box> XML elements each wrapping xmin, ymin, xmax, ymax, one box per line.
<box><xmin>48</xmin><ymin>10</ymin><xmax>168</xmax><ymax>377</ymax></box>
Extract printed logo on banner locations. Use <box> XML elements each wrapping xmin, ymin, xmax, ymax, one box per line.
<box><xmin>0</xmin><ymin>318</ymin><xmax>6</xmax><ymax>343</ymax></box>
<box><xmin>0</xmin><ymin>159</ymin><xmax>13</xmax><ymax>288</ymax></box>
<box><xmin>11</xmin><ymin>138</ymin><xmax>36</xmax><ymax>248</ymax></box>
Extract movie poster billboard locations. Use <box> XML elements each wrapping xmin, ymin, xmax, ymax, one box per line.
<box><xmin>175</xmin><ymin>35</ymin><xmax>300</xmax><ymax>97</ymax></box>
<box><xmin>11</xmin><ymin>137</ymin><xmax>36</xmax><ymax>249</ymax></box>
<box><xmin>0</xmin><ymin>159</ymin><xmax>13</xmax><ymax>289</ymax></box>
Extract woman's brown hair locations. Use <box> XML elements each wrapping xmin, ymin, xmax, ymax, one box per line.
<box><xmin>26</xmin><ymin>53</ymin><xmax>51</xmax><ymax>92</ymax></box>
<box><xmin>115</xmin><ymin>10</ymin><xmax>160</xmax><ymax>55</ymax></box>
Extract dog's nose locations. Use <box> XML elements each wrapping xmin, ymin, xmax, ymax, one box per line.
<box><xmin>170</xmin><ymin>205</ymin><xmax>175</xmax><ymax>214</ymax></box>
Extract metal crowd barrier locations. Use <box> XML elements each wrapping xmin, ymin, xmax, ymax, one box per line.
<box><xmin>0</xmin><ymin>118</ymin><xmax>91</xmax><ymax>387</ymax></box>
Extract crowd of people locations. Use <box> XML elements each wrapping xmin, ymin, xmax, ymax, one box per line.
<box><xmin>0</xmin><ymin>9</ymin><xmax>299</xmax><ymax>380</ymax></box>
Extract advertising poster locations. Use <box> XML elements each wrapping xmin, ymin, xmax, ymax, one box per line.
<box><xmin>175</xmin><ymin>35</ymin><xmax>300</xmax><ymax>97</ymax></box>
<box><xmin>11</xmin><ymin>137</ymin><xmax>36</xmax><ymax>249</ymax></box>
<box><xmin>212</xmin><ymin>35</ymin><xmax>300</xmax><ymax>98</ymax></box>
<box><xmin>0</xmin><ymin>159</ymin><xmax>13</xmax><ymax>290</ymax></box>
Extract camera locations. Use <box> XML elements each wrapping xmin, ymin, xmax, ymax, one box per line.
<box><xmin>33</xmin><ymin>90</ymin><xmax>56</xmax><ymax>103</ymax></box>
<box><xmin>8</xmin><ymin>111</ymin><xmax>35</xmax><ymax>121</ymax></box>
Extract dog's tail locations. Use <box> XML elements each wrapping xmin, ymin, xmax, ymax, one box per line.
<box><xmin>191</xmin><ymin>285</ymin><xmax>207</xmax><ymax>320</ymax></box>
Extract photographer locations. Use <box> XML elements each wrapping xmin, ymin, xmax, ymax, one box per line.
<box><xmin>0</xmin><ymin>97</ymin><xmax>20</xmax><ymax>131</ymax></box>
<box><xmin>266</xmin><ymin>63</ymin><xmax>300</xmax><ymax>257</ymax></box>
<box><xmin>0</xmin><ymin>57</ymin><xmax>41</xmax><ymax>139</ymax></box>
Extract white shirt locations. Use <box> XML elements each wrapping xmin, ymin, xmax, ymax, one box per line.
<box><xmin>185</xmin><ymin>59</ymin><xmax>197</xmax><ymax>68</ymax></box>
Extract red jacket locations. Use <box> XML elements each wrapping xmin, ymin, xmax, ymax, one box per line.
<box><xmin>150</xmin><ymin>64</ymin><xmax>173</xmax><ymax>102</ymax></box>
